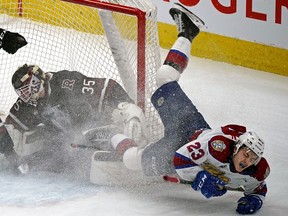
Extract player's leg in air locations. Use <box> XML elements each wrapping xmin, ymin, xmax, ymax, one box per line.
<box><xmin>152</xmin><ymin>3</ymin><xmax>210</xmax><ymax>144</ymax></box>
<box><xmin>110</xmin><ymin>3</ymin><xmax>210</xmax><ymax>176</ymax></box>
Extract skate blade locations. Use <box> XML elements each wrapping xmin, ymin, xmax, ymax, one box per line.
<box><xmin>173</xmin><ymin>3</ymin><xmax>205</xmax><ymax>28</ymax></box>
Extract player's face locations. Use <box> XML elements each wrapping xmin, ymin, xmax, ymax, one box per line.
<box><xmin>233</xmin><ymin>146</ymin><xmax>259</xmax><ymax>172</ymax></box>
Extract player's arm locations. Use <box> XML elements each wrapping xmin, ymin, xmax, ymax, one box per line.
<box><xmin>173</xmin><ymin>129</ymin><xmax>217</xmax><ymax>181</ymax></box>
<box><xmin>173</xmin><ymin>140</ymin><xmax>206</xmax><ymax>181</ymax></box>
<box><xmin>5</xmin><ymin>98</ymin><xmax>41</xmax><ymax>132</ymax></box>
<box><xmin>173</xmin><ymin>133</ymin><xmax>228</xmax><ymax>199</ymax></box>
<box><xmin>0</xmin><ymin>28</ymin><xmax>27</xmax><ymax>54</ymax></box>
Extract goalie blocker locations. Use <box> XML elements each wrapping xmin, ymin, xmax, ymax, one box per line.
<box><xmin>0</xmin><ymin>119</ymin><xmax>29</xmax><ymax>174</ymax></box>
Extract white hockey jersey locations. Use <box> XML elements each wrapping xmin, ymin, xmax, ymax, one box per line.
<box><xmin>173</xmin><ymin>124</ymin><xmax>270</xmax><ymax>199</ymax></box>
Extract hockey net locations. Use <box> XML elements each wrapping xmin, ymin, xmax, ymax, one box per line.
<box><xmin>0</xmin><ymin>0</ymin><xmax>163</xmax><ymax>141</ymax></box>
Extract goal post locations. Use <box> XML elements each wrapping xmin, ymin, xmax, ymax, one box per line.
<box><xmin>0</xmin><ymin>0</ymin><xmax>164</xmax><ymax>141</ymax></box>
<box><xmin>62</xmin><ymin>0</ymin><xmax>147</xmax><ymax>108</ymax></box>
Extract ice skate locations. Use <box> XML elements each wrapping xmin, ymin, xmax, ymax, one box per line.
<box><xmin>169</xmin><ymin>3</ymin><xmax>205</xmax><ymax>41</ymax></box>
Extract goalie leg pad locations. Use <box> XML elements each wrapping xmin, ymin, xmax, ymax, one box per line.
<box><xmin>90</xmin><ymin>150</ymin><xmax>126</xmax><ymax>186</ymax></box>
<box><xmin>90</xmin><ymin>150</ymin><xmax>158</xmax><ymax>186</ymax></box>
<box><xmin>5</xmin><ymin>124</ymin><xmax>45</xmax><ymax>156</ymax></box>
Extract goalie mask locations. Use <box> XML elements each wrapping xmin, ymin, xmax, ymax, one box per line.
<box><xmin>12</xmin><ymin>64</ymin><xmax>46</xmax><ymax>106</ymax></box>
<box><xmin>234</xmin><ymin>131</ymin><xmax>265</xmax><ymax>165</ymax></box>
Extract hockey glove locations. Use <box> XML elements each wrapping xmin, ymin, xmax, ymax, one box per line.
<box><xmin>236</xmin><ymin>195</ymin><xmax>263</xmax><ymax>215</ymax></box>
<box><xmin>191</xmin><ymin>170</ymin><xmax>227</xmax><ymax>199</ymax></box>
<box><xmin>112</xmin><ymin>102</ymin><xmax>150</xmax><ymax>144</ymax></box>
<box><xmin>0</xmin><ymin>30</ymin><xmax>27</xmax><ymax>54</ymax></box>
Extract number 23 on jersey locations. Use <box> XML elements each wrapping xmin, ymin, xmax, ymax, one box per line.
<box><xmin>186</xmin><ymin>142</ymin><xmax>205</xmax><ymax>160</ymax></box>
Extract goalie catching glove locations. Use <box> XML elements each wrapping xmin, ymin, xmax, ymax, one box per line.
<box><xmin>0</xmin><ymin>29</ymin><xmax>27</xmax><ymax>54</ymax></box>
<box><xmin>112</xmin><ymin>102</ymin><xmax>150</xmax><ymax>145</ymax></box>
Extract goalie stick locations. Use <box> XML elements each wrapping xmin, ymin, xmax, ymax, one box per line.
<box><xmin>73</xmin><ymin>125</ymin><xmax>116</xmax><ymax>151</ymax></box>
<box><xmin>70</xmin><ymin>143</ymin><xmax>100</xmax><ymax>150</ymax></box>
<box><xmin>163</xmin><ymin>175</ymin><xmax>244</xmax><ymax>192</ymax></box>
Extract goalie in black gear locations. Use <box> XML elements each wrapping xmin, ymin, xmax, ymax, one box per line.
<box><xmin>0</xmin><ymin>28</ymin><xmax>27</xmax><ymax>54</ymax></box>
<box><xmin>1</xmin><ymin>65</ymin><xmax>149</xmax><ymax>174</ymax></box>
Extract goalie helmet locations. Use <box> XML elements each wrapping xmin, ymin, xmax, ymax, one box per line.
<box><xmin>235</xmin><ymin>131</ymin><xmax>265</xmax><ymax>164</ymax></box>
<box><xmin>12</xmin><ymin>64</ymin><xmax>46</xmax><ymax>106</ymax></box>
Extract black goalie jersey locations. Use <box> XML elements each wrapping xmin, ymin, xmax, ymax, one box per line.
<box><xmin>6</xmin><ymin>70</ymin><xmax>134</xmax><ymax>132</ymax></box>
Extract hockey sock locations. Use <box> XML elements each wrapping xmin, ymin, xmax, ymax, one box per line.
<box><xmin>164</xmin><ymin>37</ymin><xmax>191</xmax><ymax>73</ymax></box>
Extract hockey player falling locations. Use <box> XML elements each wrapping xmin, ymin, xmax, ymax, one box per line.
<box><xmin>106</xmin><ymin>3</ymin><xmax>270</xmax><ymax>215</ymax></box>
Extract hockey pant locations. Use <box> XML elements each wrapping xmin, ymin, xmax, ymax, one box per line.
<box><xmin>141</xmin><ymin>81</ymin><xmax>210</xmax><ymax>176</ymax></box>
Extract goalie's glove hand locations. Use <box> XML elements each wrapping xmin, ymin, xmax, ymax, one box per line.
<box><xmin>191</xmin><ymin>170</ymin><xmax>227</xmax><ymax>199</ymax></box>
<box><xmin>236</xmin><ymin>195</ymin><xmax>263</xmax><ymax>215</ymax></box>
<box><xmin>112</xmin><ymin>102</ymin><xmax>149</xmax><ymax>144</ymax></box>
<box><xmin>0</xmin><ymin>30</ymin><xmax>27</xmax><ymax>54</ymax></box>
<box><xmin>5</xmin><ymin>151</ymin><xmax>29</xmax><ymax>174</ymax></box>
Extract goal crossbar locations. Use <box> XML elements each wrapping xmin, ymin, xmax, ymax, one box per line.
<box><xmin>61</xmin><ymin>0</ymin><xmax>146</xmax><ymax>109</ymax></box>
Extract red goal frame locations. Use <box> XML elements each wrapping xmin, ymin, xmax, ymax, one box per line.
<box><xmin>63</xmin><ymin>0</ymin><xmax>147</xmax><ymax>110</ymax></box>
<box><xmin>18</xmin><ymin>0</ymin><xmax>146</xmax><ymax>109</ymax></box>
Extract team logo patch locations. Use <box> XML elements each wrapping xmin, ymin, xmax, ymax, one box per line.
<box><xmin>62</xmin><ymin>79</ymin><xmax>76</xmax><ymax>90</ymax></box>
<box><xmin>211</xmin><ymin>140</ymin><xmax>226</xmax><ymax>152</ymax></box>
<box><xmin>202</xmin><ymin>162</ymin><xmax>230</xmax><ymax>183</ymax></box>
<box><xmin>157</xmin><ymin>97</ymin><xmax>164</xmax><ymax>107</ymax></box>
